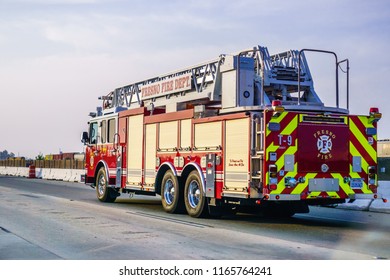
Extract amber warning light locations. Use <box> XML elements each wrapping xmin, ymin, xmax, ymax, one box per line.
<box><xmin>369</xmin><ymin>107</ymin><xmax>382</xmax><ymax>122</ymax></box>
<box><xmin>271</xmin><ymin>100</ymin><xmax>284</xmax><ymax>115</ymax></box>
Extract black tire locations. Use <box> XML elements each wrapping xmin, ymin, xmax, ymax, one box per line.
<box><xmin>96</xmin><ymin>167</ymin><xmax>117</xmax><ymax>203</ymax></box>
<box><xmin>184</xmin><ymin>171</ymin><xmax>208</xmax><ymax>218</ymax></box>
<box><xmin>161</xmin><ymin>170</ymin><xmax>183</xmax><ymax>213</ymax></box>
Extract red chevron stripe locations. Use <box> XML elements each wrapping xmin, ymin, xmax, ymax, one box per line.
<box><xmin>350</xmin><ymin>116</ymin><xmax>378</xmax><ymax>147</ymax></box>
<box><xmin>276</xmin><ymin>129</ymin><xmax>298</xmax><ymax>172</ymax></box>
<box><xmin>265</xmin><ymin>112</ymin><xmax>298</xmax><ymax>146</ymax></box>
<box><xmin>349</xmin><ymin>131</ymin><xmax>376</xmax><ymax>165</ymax></box>
<box><xmin>350</xmin><ymin>115</ymin><xmax>366</xmax><ymax>132</ymax></box>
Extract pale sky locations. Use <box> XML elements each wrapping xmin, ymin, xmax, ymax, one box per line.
<box><xmin>1</xmin><ymin>0</ymin><xmax>389</xmax><ymax>159</ymax></box>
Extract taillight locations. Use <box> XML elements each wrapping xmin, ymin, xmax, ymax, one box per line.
<box><xmin>269</xmin><ymin>164</ymin><xmax>278</xmax><ymax>189</ymax></box>
<box><xmin>368</xmin><ymin>166</ymin><xmax>377</xmax><ymax>189</ymax></box>
<box><xmin>368</xmin><ymin>166</ymin><xmax>376</xmax><ymax>177</ymax></box>
<box><xmin>269</xmin><ymin>164</ymin><xmax>277</xmax><ymax>177</ymax></box>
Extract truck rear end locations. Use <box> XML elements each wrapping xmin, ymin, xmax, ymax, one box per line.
<box><xmin>263</xmin><ymin>106</ymin><xmax>382</xmax><ymax>206</ymax></box>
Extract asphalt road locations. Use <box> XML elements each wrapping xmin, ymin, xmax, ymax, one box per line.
<box><xmin>0</xmin><ymin>175</ymin><xmax>389</xmax><ymax>260</ymax></box>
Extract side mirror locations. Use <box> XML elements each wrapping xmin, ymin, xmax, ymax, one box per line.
<box><xmin>81</xmin><ymin>131</ymin><xmax>89</xmax><ymax>144</ymax></box>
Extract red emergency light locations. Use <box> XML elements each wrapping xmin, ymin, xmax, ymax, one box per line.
<box><xmin>272</xmin><ymin>100</ymin><xmax>282</xmax><ymax>107</ymax></box>
<box><xmin>271</xmin><ymin>100</ymin><xmax>284</xmax><ymax>114</ymax></box>
<box><xmin>369</xmin><ymin>107</ymin><xmax>382</xmax><ymax>121</ymax></box>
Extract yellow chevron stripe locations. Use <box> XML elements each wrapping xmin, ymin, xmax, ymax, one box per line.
<box><xmin>331</xmin><ymin>173</ymin><xmax>354</xmax><ymax>195</ymax></box>
<box><xmin>274</xmin><ymin>111</ymin><xmax>289</xmax><ymax>123</ymax></box>
<box><xmin>266</xmin><ymin>145</ymin><xmax>298</xmax><ymax>191</ymax></box>
<box><xmin>266</xmin><ymin>111</ymin><xmax>289</xmax><ymax>137</ymax></box>
<box><xmin>349</xmin><ymin>142</ymin><xmax>371</xmax><ymax>193</ymax></box>
<box><xmin>349</xmin><ymin>168</ymin><xmax>369</xmax><ymax>192</ymax></box>
<box><xmin>266</xmin><ymin>128</ymin><xmax>271</xmax><ymax>138</ymax></box>
<box><xmin>307</xmin><ymin>191</ymin><xmax>321</xmax><ymax>199</ymax></box>
<box><xmin>358</xmin><ymin>115</ymin><xmax>375</xmax><ymax>128</ymax></box>
<box><xmin>326</xmin><ymin>191</ymin><xmax>341</xmax><ymax>198</ymax></box>
<box><xmin>306</xmin><ymin>191</ymin><xmax>341</xmax><ymax>199</ymax></box>
<box><xmin>274</xmin><ymin>177</ymin><xmax>291</xmax><ymax>194</ymax></box>
<box><xmin>349</xmin><ymin>118</ymin><xmax>376</xmax><ymax>162</ymax></box>
<box><xmin>349</xmin><ymin>142</ymin><xmax>369</xmax><ymax>172</ymax></box>
<box><xmin>276</xmin><ymin>145</ymin><xmax>298</xmax><ymax>172</ymax></box>
<box><xmin>265</xmin><ymin>143</ymin><xmax>279</xmax><ymax>163</ymax></box>
<box><xmin>280</xmin><ymin>115</ymin><xmax>298</xmax><ymax>135</ymax></box>
<box><xmin>266</xmin><ymin>114</ymin><xmax>298</xmax><ymax>161</ymax></box>
<box><xmin>291</xmin><ymin>173</ymin><xmax>317</xmax><ymax>195</ymax></box>
<box><xmin>267</xmin><ymin>143</ymin><xmax>279</xmax><ymax>153</ymax></box>
<box><xmin>266</xmin><ymin>112</ymin><xmax>299</xmax><ymax>194</ymax></box>
<box><xmin>358</xmin><ymin>116</ymin><xmax>377</xmax><ymax>142</ymax></box>
<box><xmin>273</xmin><ymin>163</ymin><xmax>298</xmax><ymax>194</ymax></box>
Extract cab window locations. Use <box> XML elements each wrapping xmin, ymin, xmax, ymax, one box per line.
<box><xmin>108</xmin><ymin>118</ymin><xmax>116</xmax><ymax>143</ymax></box>
<box><xmin>101</xmin><ymin>120</ymin><xmax>107</xmax><ymax>143</ymax></box>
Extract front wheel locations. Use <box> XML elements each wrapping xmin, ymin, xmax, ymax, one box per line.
<box><xmin>184</xmin><ymin>171</ymin><xmax>208</xmax><ymax>218</ymax></box>
<box><xmin>96</xmin><ymin>167</ymin><xmax>117</xmax><ymax>203</ymax></box>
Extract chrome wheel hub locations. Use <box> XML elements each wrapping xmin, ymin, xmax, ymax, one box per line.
<box><xmin>188</xmin><ymin>180</ymin><xmax>200</xmax><ymax>209</ymax></box>
<box><xmin>98</xmin><ymin>174</ymin><xmax>106</xmax><ymax>196</ymax></box>
<box><xmin>163</xmin><ymin>179</ymin><xmax>175</xmax><ymax>205</ymax></box>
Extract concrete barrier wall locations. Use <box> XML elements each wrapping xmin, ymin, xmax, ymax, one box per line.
<box><xmin>0</xmin><ymin>166</ymin><xmax>85</xmax><ymax>183</ymax></box>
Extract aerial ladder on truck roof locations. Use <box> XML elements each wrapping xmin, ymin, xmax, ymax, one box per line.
<box><xmin>99</xmin><ymin>46</ymin><xmax>349</xmax><ymax>116</ymax></box>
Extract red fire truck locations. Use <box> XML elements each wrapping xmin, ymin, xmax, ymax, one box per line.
<box><xmin>81</xmin><ymin>46</ymin><xmax>383</xmax><ymax>218</ymax></box>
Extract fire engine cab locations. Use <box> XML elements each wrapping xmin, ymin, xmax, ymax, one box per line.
<box><xmin>81</xmin><ymin>45</ymin><xmax>383</xmax><ymax>218</ymax></box>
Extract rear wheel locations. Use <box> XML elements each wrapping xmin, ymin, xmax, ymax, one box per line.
<box><xmin>184</xmin><ymin>171</ymin><xmax>208</xmax><ymax>218</ymax></box>
<box><xmin>96</xmin><ymin>167</ymin><xmax>117</xmax><ymax>203</ymax></box>
<box><xmin>161</xmin><ymin>170</ymin><xmax>183</xmax><ymax>213</ymax></box>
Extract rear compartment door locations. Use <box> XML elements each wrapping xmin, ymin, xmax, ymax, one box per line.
<box><xmin>297</xmin><ymin>115</ymin><xmax>349</xmax><ymax>174</ymax></box>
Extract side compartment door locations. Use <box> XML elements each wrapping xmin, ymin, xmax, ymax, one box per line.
<box><xmin>127</xmin><ymin>114</ymin><xmax>144</xmax><ymax>187</ymax></box>
<box><xmin>224</xmin><ymin>118</ymin><xmax>250</xmax><ymax>198</ymax></box>
<box><xmin>144</xmin><ymin>123</ymin><xmax>157</xmax><ymax>190</ymax></box>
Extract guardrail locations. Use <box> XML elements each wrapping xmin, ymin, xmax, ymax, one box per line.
<box><xmin>0</xmin><ymin>159</ymin><xmax>84</xmax><ymax>169</ymax></box>
<box><xmin>0</xmin><ymin>166</ymin><xmax>85</xmax><ymax>182</ymax></box>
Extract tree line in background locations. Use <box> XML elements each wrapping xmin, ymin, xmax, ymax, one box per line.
<box><xmin>0</xmin><ymin>150</ymin><xmax>46</xmax><ymax>160</ymax></box>
<box><xmin>0</xmin><ymin>150</ymin><xmax>15</xmax><ymax>160</ymax></box>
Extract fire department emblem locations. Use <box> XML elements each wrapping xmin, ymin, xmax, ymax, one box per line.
<box><xmin>317</xmin><ymin>135</ymin><xmax>332</xmax><ymax>154</ymax></box>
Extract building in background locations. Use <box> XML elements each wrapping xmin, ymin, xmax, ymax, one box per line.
<box><xmin>378</xmin><ymin>139</ymin><xmax>390</xmax><ymax>180</ymax></box>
